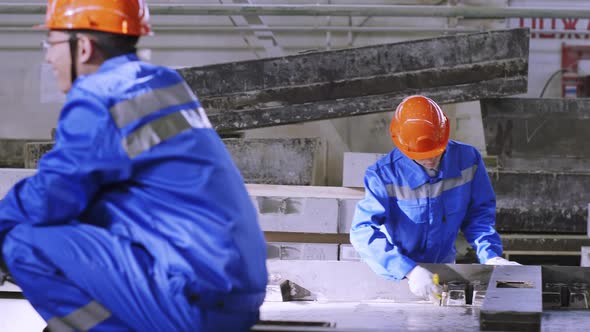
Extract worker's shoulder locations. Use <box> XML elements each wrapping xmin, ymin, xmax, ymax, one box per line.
<box><xmin>447</xmin><ymin>140</ymin><xmax>481</xmax><ymax>157</ymax></box>
<box><xmin>75</xmin><ymin>59</ymin><xmax>180</xmax><ymax>100</ymax></box>
<box><xmin>368</xmin><ymin>149</ymin><xmax>397</xmax><ymax>172</ymax></box>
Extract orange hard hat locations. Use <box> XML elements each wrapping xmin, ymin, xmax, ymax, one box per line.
<box><xmin>389</xmin><ymin>95</ymin><xmax>450</xmax><ymax>160</ymax></box>
<box><xmin>41</xmin><ymin>0</ymin><xmax>152</xmax><ymax>36</ymax></box>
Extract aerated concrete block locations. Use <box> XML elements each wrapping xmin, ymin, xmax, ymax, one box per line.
<box><xmin>267</xmin><ymin>242</ymin><xmax>338</xmax><ymax>260</ymax></box>
<box><xmin>339</xmin><ymin>244</ymin><xmax>361</xmax><ymax>261</ymax></box>
<box><xmin>0</xmin><ymin>168</ymin><xmax>36</xmax><ymax>199</ymax></box>
<box><xmin>338</xmin><ymin>198</ymin><xmax>360</xmax><ymax>234</ymax></box>
<box><xmin>254</xmin><ymin>196</ymin><xmax>338</xmax><ymax>233</ymax></box>
<box><xmin>342</xmin><ymin>152</ymin><xmax>385</xmax><ymax>188</ymax></box>
<box><xmin>582</xmin><ymin>247</ymin><xmax>590</xmax><ymax>267</ymax></box>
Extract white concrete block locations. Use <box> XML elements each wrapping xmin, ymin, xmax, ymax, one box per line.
<box><xmin>254</xmin><ymin>197</ymin><xmax>339</xmax><ymax>233</ymax></box>
<box><xmin>246</xmin><ymin>184</ymin><xmax>364</xmax><ymax>200</ymax></box>
<box><xmin>338</xmin><ymin>198</ymin><xmax>360</xmax><ymax>234</ymax></box>
<box><xmin>342</xmin><ymin>152</ymin><xmax>385</xmax><ymax>188</ymax></box>
<box><xmin>0</xmin><ymin>283</ymin><xmax>45</xmax><ymax>331</ymax></box>
<box><xmin>339</xmin><ymin>244</ymin><xmax>361</xmax><ymax>261</ymax></box>
<box><xmin>582</xmin><ymin>246</ymin><xmax>590</xmax><ymax>267</ymax></box>
<box><xmin>0</xmin><ymin>168</ymin><xmax>36</xmax><ymax>199</ymax></box>
<box><xmin>267</xmin><ymin>242</ymin><xmax>338</xmax><ymax>260</ymax></box>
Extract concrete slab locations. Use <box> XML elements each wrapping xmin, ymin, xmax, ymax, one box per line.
<box><xmin>266</xmin><ymin>260</ymin><xmax>493</xmax><ymax>302</ymax></box>
<box><xmin>267</xmin><ymin>243</ymin><xmax>338</xmax><ymax>260</ymax></box>
<box><xmin>19</xmin><ymin>137</ymin><xmax>328</xmax><ymax>186</ymax></box>
<box><xmin>224</xmin><ymin>138</ymin><xmax>326</xmax><ymax>185</ymax></box>
<box><xmin>502</xmin><ymin>234</ymin><xmax>590</xmax><ymax>253</ymax></box>
<box><xmin>492</xmin><ymin>170</ymin><xmax>589</xmax><ymax>233</ymax></box>
<box><xmin>480</xmin><ymin>265</ymin><xmax>543</xmax><ymax>331</ymax></box>
<box><xmin>0</xmin><ymin>139</ymin><xmax>32</xmax><ymax>168</ymax></box>
<box><xmin>481</xmin><ymin>98</ymin><xmax>590</xmax><ymax>171</ymax></box>
<box><xmin>180</xmin><ymin>28</ymin><xmax>529</xmax><ymax>132</ymax></box>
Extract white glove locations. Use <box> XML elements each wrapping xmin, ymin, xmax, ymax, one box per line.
<box><xmin>485</xmin><ymin>256</ymin><xmax>521</xmax><ymax>265</ymax></box>
<box><xmin>406</xmin><ymin>266</ymin><xmax>442</xmax><ymax>300</ymax></box>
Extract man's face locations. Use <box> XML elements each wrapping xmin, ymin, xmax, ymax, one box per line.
<box><xmin>414</xmin><ymin>153</ymin><xmax>443</xmax><ymax>170</ymax></box>
<box><xmin>44</xmin><ymin>30</ymin><xmax>73</xmax><ymax>93</ymax></box>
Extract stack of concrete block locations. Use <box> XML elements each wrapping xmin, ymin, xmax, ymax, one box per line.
<box><xmin>0</xmin><ymin>169</ymin><xmax>360</xmax><ymax>261</ymax></box>
<box><xmin>481</xmin><ymin>98</ymin><xmax>590</xmax><ymax>265</ymax></box>
<box><xmin>248</xmin><ymin>184</ymin><xmax>362</xmax><ymax>261</ymax></box>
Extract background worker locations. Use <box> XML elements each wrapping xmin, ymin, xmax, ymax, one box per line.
<box><xmin>350</xmin><ymin>95</ymin><xmax>518</xmax><ymax>301</ymax></box>
<box><xmin>0</xmin><ymin>1</ymin><xmax>267</xmax><ymax>331</ymax></box>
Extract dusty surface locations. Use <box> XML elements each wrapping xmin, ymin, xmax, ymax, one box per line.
<box><xmin>260</xmin><ymin>301</ymin><xmax>590</xmax><ymax>331</ymax></box>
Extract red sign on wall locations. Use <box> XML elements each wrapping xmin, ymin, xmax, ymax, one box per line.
<box><xmin>517</xmin><ymin>18</ymin><xmax>590</xmax><ymax>39</ymax></box>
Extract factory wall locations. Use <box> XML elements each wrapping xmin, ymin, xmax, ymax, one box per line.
<box><xmin>0</xmin><ymin>0</ymin><xmax>588</xmax><ymax>185</ymax></box>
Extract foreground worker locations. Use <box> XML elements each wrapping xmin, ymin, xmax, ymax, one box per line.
<box><xmin>350</xmin><ymin>95</ymin><xmax>518</xmax><ymax>301</ymax></box>
<box><xmin>0</xmin><ymin>1</ymin><xmax>267</xmax><ymax>331</ymax></box>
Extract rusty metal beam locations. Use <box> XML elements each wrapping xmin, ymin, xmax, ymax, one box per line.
<box><xmin>179</xmin><ymin>28</ymin><xmax>529</xmax><ymax>132</ymax></box>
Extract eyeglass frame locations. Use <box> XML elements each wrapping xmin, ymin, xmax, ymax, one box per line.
<box><xmin>40</xmin><ymin>38</ymin><xmax>72</xmax><ymax>50</ymax></box>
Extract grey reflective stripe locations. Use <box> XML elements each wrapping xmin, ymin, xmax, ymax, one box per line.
<box><xmin>386</xmin><ymin>165</ymin><xmax>477</xmax><ymax>200</ymax></box>
<box><xmin>122</xmin><ymin>109</ymin><xmax>209</xmax><ymax>158</ymax></box>
<box><xmin>110</xmin><ymin>81</ymin><xmax>197</xmax><ymax>128</ymax></box>
<box><xmin>46</xmin><ymin>301</ymin><xmax>111</xmax><ymax>332</ymax></box>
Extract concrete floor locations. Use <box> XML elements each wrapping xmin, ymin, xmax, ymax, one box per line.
<box><xmin>260</xmin><ymin>301</ymin><xmax>590</xmax><ymax>332</ymax></box>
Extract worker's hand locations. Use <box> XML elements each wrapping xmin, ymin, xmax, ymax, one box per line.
<box><xmin>406</xmin><ymin>265</ymin><xmax>442</xmax><ymax>301</ymax></box>
<box><xmin>485</xmin><ymin>256</ymin><xmax>521</xmax><ymax>265</ymax></box>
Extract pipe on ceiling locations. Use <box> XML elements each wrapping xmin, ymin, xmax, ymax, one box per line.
<box><xmin>2</xmin><ymin>3</ymin><xmax>590</xmax><ymax>19</ymax></box>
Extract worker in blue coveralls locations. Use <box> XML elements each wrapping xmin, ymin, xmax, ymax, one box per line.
<box><xmin>0</xmin><ymin>1</ymin><xmax>267</xmax><ymax>331</ymax></box>
<box><xmin>350</xmin><ymin>95</ymin><xmax>519</xmax><ymax>302</ymax></box>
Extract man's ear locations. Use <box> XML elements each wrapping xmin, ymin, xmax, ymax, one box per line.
<box><xmin>77</xmin><ymin>34</ymin><xmax>96</xmax><ymax>64</ymax></box>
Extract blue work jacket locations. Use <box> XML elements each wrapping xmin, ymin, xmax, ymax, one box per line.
<box><xmin>0</xmin><ymin>54</ymin><xmax>267</xmax><ymax>303</ymax></box>
<box><xmin>350</xmin><ymin>140</ymin><xmax>503</xmax><ymax>281</ymax></box>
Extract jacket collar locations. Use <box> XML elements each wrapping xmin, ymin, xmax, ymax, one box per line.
<box><xmin>97</xmin><ymin>53</ymin><xmax>140</xmax><ymax>74</ymax></box>
<box><xmin>392</xmin><ymin>142</ymin><xmax>462</xmax><ymax>189</ymax></box>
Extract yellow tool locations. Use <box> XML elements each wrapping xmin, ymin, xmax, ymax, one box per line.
<box><xmin>432</xmin><ymin>273</ymin><xmax>442</xmax><ymax>300</ymax></box>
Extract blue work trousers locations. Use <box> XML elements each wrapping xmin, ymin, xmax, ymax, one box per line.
<box><xmin>2</xmin><ymin>224</ymin><xmax>259</xmax><ymax>332</ymax></box>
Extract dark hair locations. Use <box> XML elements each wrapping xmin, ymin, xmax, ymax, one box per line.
<box><xmin>75</xmin><ymin>30</ymin><xmax>140</xmax><ymax>59</ymax></box>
